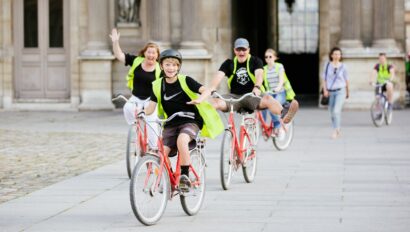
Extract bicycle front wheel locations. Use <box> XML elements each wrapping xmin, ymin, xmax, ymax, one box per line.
<box><xmin>130</xmin><ymin>155</ymin><xmax>169</xmax><ymax>226</ymax></box>
<box><xmin>370</xmin><ymin>99</ymin><xmax>384</xmax><ymax>127</ymax></box>
<box><xmin>384</xmin><ymin>103</ymin><xmax>393</xmax><ymax>125</ymax></box>
<box><xmin>220</xmin><ymin>130</ymin><xmax>234</xmax><ymax>190</ymax></box>
<box><xmin>242</xmin><ymin>130</ymin><xmax>257</xmax><ymax>183</ymax></box>
<box><xmin>180</xmin><ymin>148</ymin><xmax>206</xmax><ymax>216</ymax></box>
<box><xmin>273</xmin><ymin>121</ymin><xmax>294</xmax><ymax>151</ymax></box>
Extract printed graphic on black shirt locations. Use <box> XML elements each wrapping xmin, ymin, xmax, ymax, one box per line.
<box><xmin>219</xmin><ymin>56</ymin><xmax>263</xmax><ymax>95</ymax></box>
<box><xmin>236</xmin><ymin>67</ymin><xmax>250</xmax><ymax>86</ymax></box>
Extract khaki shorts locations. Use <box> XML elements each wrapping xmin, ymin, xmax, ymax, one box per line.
<box><xmin>221</xmin><ymin>93</ymin><xmax>262</xmax><ymax>113</ymax></box>
<box><xmin>162</xmin><ymin>123</ymin><xmax>200</xmax><ymax>157</ymax></box>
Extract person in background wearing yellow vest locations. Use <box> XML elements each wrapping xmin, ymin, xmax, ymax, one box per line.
<box><xmin>142</xmin><ymin>49</ymin><xmax>223</xmax><ymax>192</ymax></box>
<box><xmin>370</xmin><ymin>53</ymin><xmax>395</xmax><ymax>110</ymax></box>
<box><xmin>261</xmin><ymin>48</ymin><xmax>296</xmax><ymax>136</ymax></box>
<box><xmin>109</xmin><ymin>28</ymin><xmax>161</xmax><ymax>150</ymax></box>
<box><xmin>207</xmin><ymin>38</ymin><xmax>298</xmax><ymax>124</ymax></box>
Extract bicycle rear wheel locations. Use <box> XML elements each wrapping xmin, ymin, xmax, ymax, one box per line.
<box><xmin>370</xmin><ymin>99</ymin><xmax>384</xmax><ymax>127</ymax></box>
<box><xmin>130</xmin><ymin>155</ymin><xmax>169</xmax><ymax>226</ymax></box>
<box><xmin>180</xmin><ymin>148</ymin><xmax>206</xmax><ymax>216</ymax></box>
<box><xmin>273</xmin><ymin>121</ymin><xmax>294</xmax><ymax>151</ymax></box>
<box><xmin>242</xmin><ymin>130</ymin><xmax>257</xmax><ymax>183</ymax></box>
<box><xmin>126</xmin><ymin>126</ymin><xmax>137</xmax><ymax>178</ymax></box>
<box><xmin>220</xmin><ymin>130</ymin><xmax>234</xmax><ymax>190</ymax></box>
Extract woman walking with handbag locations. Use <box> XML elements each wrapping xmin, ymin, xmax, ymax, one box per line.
<box><xmin>322</xmin><ymin>47</ymin><xmax>349</xmax><ymax>139</ymax></box>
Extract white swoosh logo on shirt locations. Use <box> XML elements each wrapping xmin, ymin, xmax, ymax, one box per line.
<box><xmin>163</xmin><ymin>91</ymin><xmax>182</xmax><ymax>101</ymax></box>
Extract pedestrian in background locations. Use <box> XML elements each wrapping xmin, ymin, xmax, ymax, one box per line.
<box><xmin>321</xmin><ymin>47</ymin><xmax>349</xmax><ymax>139</ymax></box>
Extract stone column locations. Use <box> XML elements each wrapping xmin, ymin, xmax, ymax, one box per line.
<box><xmin>170</xmin><ymin>0</ymin><xmax>182</xmax><ymax>46</ymax></box>
<box><xmin>79</xmin><ymin>0</ymin><xmax>114</xmax><ymax>110</ymax></box>
<box><xmin>372</xmin><ymin>0</ymin><xmax>398</xmax><ymax>49</ymax></box>
<box><xmin>178</xmin><ymin>0</ymin><xmax>210</xmax><ymax>86</ymax></box>
<box><xmin>339</xmin><ymin>0</ymin><xmax>363</xmax><ymax>49</ymax></box>
<box><xmin>180</xmin><ymin>0</ymin><xmax>206</xmax><ymax>54</ymax></box>
<box><xmin>147</xmin><ymin>0</ymin><xmax>171</xmax><ymax>49</ymax></box>
<box><xmin>81</xmin><ymin>0</ymin><xmax>111</xmax><ymax>56</ymax></box>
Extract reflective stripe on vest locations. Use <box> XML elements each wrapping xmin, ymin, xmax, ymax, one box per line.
<box><xmin>228</xmin><ymin>55</ymin><xmax>265</xmax><ymax>92</ymax></box>
<box><xmin>377</xmin><ymin>64</ymin><xmax>391</xmax><ymax>84</ymax></box>
<box><xmin>126</xmin><ymin>56</ymin><xmax>161</xmax><ymax>90</ymax></box>
<box><xmin>152</xmin><ymin>75</ymin><xmax>224</xmax><ymax>139</ymax></box>
<box><xmin>263</xmin><ymin>63</ymin><xmax>296</xmax><ymax>100</ymax></box>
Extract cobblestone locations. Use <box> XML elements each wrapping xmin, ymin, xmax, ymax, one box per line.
<box><xmin>0</xmin><ymin>128</ymin><xmax>124</xmax><ymax>204</ymax></box>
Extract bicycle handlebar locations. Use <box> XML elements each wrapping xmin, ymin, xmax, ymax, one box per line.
<box><xmin>111</xmin><ymin>94</ymin><xmax>128</xmax><ymax>102</ymax></box>
<box><xmin>139</xmin><ymin>111</ymin><xmax>195</xmax><ymax>124</ymax></box>
<box><xmin>263</xmin><ymin>90</ymin><xmax>281</xmax><ymax>95</ymax></box>
<box><xmin>211</xmin><ymin>92</ymin><xmax>260</xmax><ymax>103</ymax></box>
<box><xmin>138</xmin><ymin>111</ymin><xmax>196</xmax><ymax>137</ymax></box>
<box><xmin>112</xmin><ymin>94</ymin><xmax>150</xmax><ymax>106</ymax></box>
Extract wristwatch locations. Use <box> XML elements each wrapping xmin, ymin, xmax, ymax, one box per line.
<box><xmin>254</xmin><ymin>85</ymin><xmax>261</xmax><ymax>90</ymax></box>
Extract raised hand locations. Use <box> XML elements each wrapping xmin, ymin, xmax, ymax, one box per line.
<box><xmin>109</xmin><ymin>28</ymin><xmax>120</xmax><ymax>43</ymax></box>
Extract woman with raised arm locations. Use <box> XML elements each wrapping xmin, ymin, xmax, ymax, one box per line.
<box><xmin>109</xmin><ymin>28</ymin><xmax>161</xmax><ymax>150</ymax></box>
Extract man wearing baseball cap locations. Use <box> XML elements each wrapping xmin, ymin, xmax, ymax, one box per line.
<box><xmin>205</xmin><ymin>37</ymin><xmax>298</xmax><ymax>124</ymax></box>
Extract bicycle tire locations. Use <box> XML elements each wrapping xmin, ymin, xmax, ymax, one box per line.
<box><xmin>126</xmin><ymin>126</ymin><xmax>137</xmax><ymax>178</ymax></box>
<box><xmin>272</xmin><ymin>121</ymin><xmax>294</xmax><ymax>151</ymax></box>
<box><xmin>370</xmin><ymin>99</ymin><xmax>384</xmax><ymax>127</ymax></box>
<box><xmin>126</xmin><ymin>124</ymin><xmax>146</xmax><ymax>178</ymax></box>
<box><xmin>130</xmin><ymin>154</ymin><xmax>169</xmax><ymax>226</ymax></box>
<box><xmin>220</xmin><ymin>130</ymin><xmax>234</xmax><ymax>190</ymax></box>
<box><xmin>384</xmin><ymin>103</ymin><xmax>393</xmax><ymax>125</ymax></box>
<box><xmin>242</xmin><ymin>129</ymin><xmax>257</xmax><ymax>183</ymax></box>
<box><xmin>180</xmin><ymin>148</ymin><xmax>206</xmax><ymax>216</ymax></box>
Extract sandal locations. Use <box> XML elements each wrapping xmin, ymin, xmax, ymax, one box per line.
<box><xmin>283</xmin><ymin>100</ymin><xmax>299</xmax><ymax>124</ymax></box>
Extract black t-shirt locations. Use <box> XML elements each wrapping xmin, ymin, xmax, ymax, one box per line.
<box><xmin>125</xmin><ymin>53</ymin><xmax>156</xmax><ymax>99</ymax></box>
<box><xmin>219</xmin><ymin>56</ymin><xmax>263</xmax><ymax>95</ymax></box>
<box><xmin>150</xmin><ymin>76</ymin><xmax>203</xmax><ymax>128</ymax></box>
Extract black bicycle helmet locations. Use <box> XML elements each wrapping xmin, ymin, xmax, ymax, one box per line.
<box><xmin>159</xmin><ymin>49</ymin><xmax>182</xmax><ymax>64</ymax></box>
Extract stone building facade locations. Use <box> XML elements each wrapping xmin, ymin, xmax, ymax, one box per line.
<box><xmin>0</xmin><ymin>0</ymin><xmax>408</xmax><ymax>110</ymax></box>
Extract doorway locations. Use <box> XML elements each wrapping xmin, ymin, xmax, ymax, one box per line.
<box><xmin>277</xmin><ymin>0</ymin><xmax>319</xmax><ymax>103</ymax></box>
<box><xmin>13</xmin><ymin>0</ymin><xmax>69</xmax><ymax>100</ymax></box>
<box><xmin>232</xmin><ymin>0</ymin><xmax>319</xmax><ymax>104</ymax></box>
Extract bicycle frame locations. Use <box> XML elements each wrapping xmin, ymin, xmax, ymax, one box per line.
<box><xmin>141</xmin><ymin>113</ymin><xmax>204</xmax><ymax>198</ymax></box>
<box><xmin>229</xmin><ymin>111</ymin><xmax>256</xmax><ymax>164</ymax></box>
<box><xmin>219</xmin><ymin>93</ymin><xmax>257</xmax><ymax>166</ymax></box>
<box><xmin>256</xmin><ymin>110</ymin><xmax>273</xmax><ymax>138</ymax></box>
<box><xmin>133</xmin><ymin>98</ymin><xmax>151</xmax><ymax>154</ymax></box>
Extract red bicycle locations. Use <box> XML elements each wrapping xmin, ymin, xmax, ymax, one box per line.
<box><xmin>212</xmin><ymin>92</ymin><xmax>259</xmax><ymax>190</ymax></box>
<box><xmin>130</xmin><ymin>112</ymin><xmax>206</xmax><ymax>225</ymax></box>
<box><xmin>112</xmin><ymin>95</ymin><xmax>150</xmax><ymax>179</ymax></box>
<box><xmin>256</xmin><ymin>99</ymin><xmax>294</xmax><ymax>151</ymax></box>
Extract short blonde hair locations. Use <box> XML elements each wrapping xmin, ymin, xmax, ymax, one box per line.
<box><xmin>265</xmin><ymin>48</ymin><xmax>277</xmax><ymax>57</ymax></box>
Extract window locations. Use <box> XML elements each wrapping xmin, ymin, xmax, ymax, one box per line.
<box><xmin>278</xmin><ymin>0</ymin><xmax>318</xmax><ymax>54</ymax></box>
<box><xmin>49</xmin><ymin>0</ymin><xmax>63</xmax><ymax>48</ymax></box>
<box><xmin>24</xmin><ymin>0</ymin><xmax>38</xmax><ymax>48</ymax></box>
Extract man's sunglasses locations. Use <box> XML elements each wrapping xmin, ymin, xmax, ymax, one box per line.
<box><xmin>235</xmin><ymin>47</ymin><xmax>248</xmax><ymax>52</ymax></box>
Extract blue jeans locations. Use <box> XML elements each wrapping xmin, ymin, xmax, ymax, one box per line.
<box><xmin>328</xmin><ymin>88</ymin><xmax>346</xmax><ymax>129</ymax></box>
<box><xmin>262</xmin><ymin>91</ymin><xmax>286</xmax><ymax>129</ymax></box>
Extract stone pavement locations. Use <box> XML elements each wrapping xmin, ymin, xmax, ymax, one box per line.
<box><xmin>0</xmin><ymin>108</ymin><xmax>410</xmax><ymax>231</ymax></box>
<box><xmin>0</xmin><ymin>111</ymin><xmax>128</xmax><ymax>203</ymax></box>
